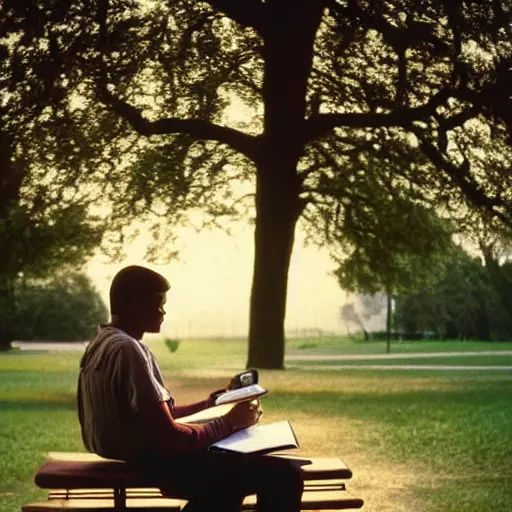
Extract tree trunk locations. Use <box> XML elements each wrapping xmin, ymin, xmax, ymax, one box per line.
<box><xmin>247</xmin><ymin>166</ymin><xmax>301</xmax><ymax>369</ymax></box>
<box><xmin>0</xmin><ymin>277</ymin><xmax>14</xmax><ymax>351</ymax></box>
<box><xmin>246</xmin><ymin>1</ymin><xmax>325</xmax><ymax>369</ymax></box>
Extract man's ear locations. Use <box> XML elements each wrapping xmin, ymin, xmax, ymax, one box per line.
<box><xmin>130</xmin><ymin>297</ymin><xmax>145</xmax><ymax>310</ymax></box>
<box><xmin>112</xmin><ymin>298</ymin><xmax>139</xmax><ymax>319</ymax></box>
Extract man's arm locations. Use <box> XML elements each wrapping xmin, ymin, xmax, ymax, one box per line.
<box><xmin>170</xmin><ymin>383</ymin><xmax>232</xmax><ymax>418</ymax></box>
<box><xmin>137</xmin><ymin>399</ymin><xmax>260</xmax><ymax>456</ymax></box>
<box><xmin>172</xmin><ymin>372</ymin><xmax>253</xmax><ymax>417</ymax></box>
<box><xmin>120</xmin><ymin>342</ymin><xmax>260</xmax><ymax>455</ymax></box>
<box><xmin>171</xmin><ymin>400</ymin><xmax>210</xmax><ymax>419</ymax></box>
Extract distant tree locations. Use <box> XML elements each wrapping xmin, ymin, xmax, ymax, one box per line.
<box><xmin>339</xmin><ymin>293</ymin><xmax>386</xmax><ymax>339</ymax></box>
<box><xmin>339</xmin><ymin>302</ymin><xmax>365</xmax><ymax>337</ymax></box>
<box><xmin>360</xmin><ymin>293</ymin><xmax>386</xmax><ymax>322</ymax></box>
<box><xmin>5</xmin><ymin>1</ymin><xmax>512</xmax><ymax>367</ymax></box>
<box><xmin>11</xmin><ymin>270</ymin><xmax>108</xmax><ymax>342</ymax></box>
<box><xmin>491</xmin><ymin>260</ymin><xmax>512</xmax><ymax>339</ymax></box>
<box><xmin>466</xmin><ymin>213</ymin><xmax>512</xmax><ymax>339</ymax></box>
<box><xmin>0</xmin><ymin>203</ymin><xmax>106</xmax><ymax>349</ymax></box>
<box><xmin>331</xmin><ymin>199</ymin><xmax>454</xmax><ymax>350</ymax></box>
<box><xmin>359</xmin><ymin>292</ymin><xmax>387</xmax><ymax>340</ymax></box>
<box><xmin>394</xmin><ymin>247</ymin><xmax>511</xmax><ymax>341</ymax></box>
<box><xmin>333</xmin><ymin>201</ymin><xmax>453</xmax><ymax>295</ymax></box>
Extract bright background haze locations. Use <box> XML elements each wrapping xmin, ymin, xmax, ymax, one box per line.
<box><xmin>86</xmin><ymin>222</ymin><xmax>384</xmax><ymax>339</ymax></box>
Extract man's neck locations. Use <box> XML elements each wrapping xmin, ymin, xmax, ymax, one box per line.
<box><xmin>110</xmin><ymin>317</ymin><xmax>144</xmax><ymax>341</ymax></box>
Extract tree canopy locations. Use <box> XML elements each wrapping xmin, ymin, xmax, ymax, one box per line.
<box><xmin>0</xmin><ymin>1</ymin><xmax>141</xmax><ymax>348</ymax></box>
<box><xmin>331</xmin><ymin>191</ymin><xmax>454</xmax><ymax>295</ymax></box>
<box><xmin>395</xmin><ymin>247</ymin><xmax>512</xmax><ymax>341</ymax></box>
<box><xmin>3</xmin><ymin>0</ymin><xmax>512</xmax><ymax>366</ymax></box>
<box><xmin>11</xmin><ymin>269</ymin><xmax>108</xmax><ymax>342</ymax></box>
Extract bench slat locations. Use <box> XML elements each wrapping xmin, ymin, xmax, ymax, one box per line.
<box><xmin>35</xmin><ymin>454</ymin><xmax>353</xmax><ymax>490</ymax></box>
<box><xmin>23</xmin><ymin>498</ymin><xmax>183</xmax><ymax>511</ymax></box>
<box><xmin>46</xmin><ymin>452</ymin><xmax>354</xmax><ymax>479</ymax></box>
<box><xmin>47</xmin><ymin>479</ymin><xmax>347</xmax><ymax>500</ymax></box>
<box><xmin>23</xmin><ymin>488</ymin><xmax>364</xmax><ymax>511</ymax></box>
<box><xmin>269</xmin><ymin>455</ymin><xmax>353</xmax><ymax>480</ymax></box>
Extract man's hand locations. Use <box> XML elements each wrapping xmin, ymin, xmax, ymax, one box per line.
<box><xmin>225</xmin><ymin>399</ymin><xmax>263</xmax><ymax>430</ymax></box>
<box><xmin>205</xmin><ymin>388</ymin><xmax>226</xmax><ymax>408</ymax></box>
<box><xmin>227</xmin><ymin>374</ymin><xmax>239</xmax><ymax>390</ymax></box>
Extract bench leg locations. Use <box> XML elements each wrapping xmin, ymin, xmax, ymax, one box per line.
<box><xmin>113</xmin><ymin>488</ymin><xmax>126</xmax><ymax>511</ymax></box>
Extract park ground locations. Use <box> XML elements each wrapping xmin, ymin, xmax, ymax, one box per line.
<box><xmin>1</xmin><ymin>336</ymin><xmax>511</xmax><ymax>512</ymax></box>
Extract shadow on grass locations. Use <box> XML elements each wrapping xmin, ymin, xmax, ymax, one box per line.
<box><xmin>266</xmin><ymin>386</ymin><xmax>512</xmax><ymax>474</ymax></box>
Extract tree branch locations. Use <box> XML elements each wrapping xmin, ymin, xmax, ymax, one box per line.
<box><xmin>411</xmin><ymin>127</ymin><xmax>511</xmax><ymax>224</ymax></box>
<box><xmin>304</xmin><ymin>87</ymin><xmax>453</xmax><ymax>141</ymax></box>
<box><xmin>99</xmin><ymin>87</ymin><xmax>260</xmax><ymax>161</ymax></box>
<box><xmin>435</xmin><ymin>106</ymin><xmax>480</xmax><ymax>152</ymax></box>
<box><xmin>329</xmin><ymin>0</ymin><xmax>451</xmax><ymax>55</ymax></box>
<box><xmin>452</xmin><ymin>61</ymin><xmax>512</xmax><ymax>142</ymax></box>
<box><xmin>201</xmin><ymin>0</ymin><xmax>267</xmax><ymax>33</ymax></box>
<box><xmin>94</xmin><ymin>0</ymin><xmax>259</xmax><ymax>160</ymax></box>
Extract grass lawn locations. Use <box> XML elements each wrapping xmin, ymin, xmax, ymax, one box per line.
<box><xmin>1</xmin><ymin>337</ymin><xmax>511</xmax><ymax>512</ymax></box>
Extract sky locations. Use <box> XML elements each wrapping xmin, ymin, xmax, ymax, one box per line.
<box><xmin>87</xmin><ymin>221</ymin><xmax>387</xmax><ymax>339</ymax></box>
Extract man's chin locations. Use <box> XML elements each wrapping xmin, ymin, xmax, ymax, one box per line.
<box><xmin>146</xmin><ymin>325</ymin><xmax>161</xmax><ymax>334</ymax></box>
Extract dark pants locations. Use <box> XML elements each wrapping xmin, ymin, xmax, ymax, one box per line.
<box><xmin>134</xmin><ymin>451</ymin><xmax>304</xmax><ymax>512</ymax></box>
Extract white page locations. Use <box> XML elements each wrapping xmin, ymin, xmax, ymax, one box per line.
<box><xmin>214</xmin><ymin>384</ymin><xmax>268</xmax><ymax>406</ymax></box>
<box><xmin>210</xmin><ymin>420</ymin><xmax>299</xmax><ymax>454</ymax></box>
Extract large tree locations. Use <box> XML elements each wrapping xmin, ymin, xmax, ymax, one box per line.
<box><xmin>9</xmin><ymin>0</ymin><xmax>512</xmax><ymax>366</ymax></box>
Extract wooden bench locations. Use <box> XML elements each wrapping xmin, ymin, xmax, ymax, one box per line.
<box><xmin>22</xmin><ymin>452</ymin><xmax>364</xmax><ymax>511</ymax></box>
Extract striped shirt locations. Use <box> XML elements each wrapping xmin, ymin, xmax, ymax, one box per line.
<box><xmin>77</xmin><ymin>325</ymin><xmax>233</xmax><ymax>461</ymax></box>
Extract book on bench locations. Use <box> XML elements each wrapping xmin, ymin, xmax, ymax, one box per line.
<box><xmin>209</xmin><ymin>420</ymin><xmax>299</xmax><ymax>455</ymax></box>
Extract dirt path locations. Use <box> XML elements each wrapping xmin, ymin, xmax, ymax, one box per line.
<box><xmin>286</xmin><ymin>350</ymin><xmax>512</xmax><ymax>360</ymax></box>
<box><xmin>285</xmin><ymin>350</ymin><xmax>512</xmax><ymax>371</ymax></box>
<box><xmin>293</xmin><ymin>364</ymin><xmax>512</xmax><ymax>370</ymax></box>
<box><xmin>11</xmin><ymin>341</ymin><xmax>88</xmax><ymax>351</ymax></box>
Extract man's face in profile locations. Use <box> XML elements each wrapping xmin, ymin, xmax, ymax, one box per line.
<box><xmin>138</xmin><ymin>292</ymin><xmax>167</xmax><ymax>333</ymax></box>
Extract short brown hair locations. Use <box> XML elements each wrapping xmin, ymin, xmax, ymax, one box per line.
<box><xmin>109</xmin><ymin>265</ymin><xmax>170</xmax><ymax>315</ymax></box>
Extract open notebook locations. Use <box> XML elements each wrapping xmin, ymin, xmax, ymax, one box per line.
<box><xmin>210</xmin><ymin>420</ymin><xmax>299</xmax><ymax>455</ymax></box>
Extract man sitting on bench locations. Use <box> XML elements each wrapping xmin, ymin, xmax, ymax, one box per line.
<box><xmin>77</xmin><ymin>265</ymin><xmax>304</xmax><ymax>512</ymax></box>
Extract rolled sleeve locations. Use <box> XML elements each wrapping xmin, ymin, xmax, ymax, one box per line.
<box><xmin>118</xmin><ymin>341</ymin><xmax>171</xmax><ymax>413</ymax></box>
